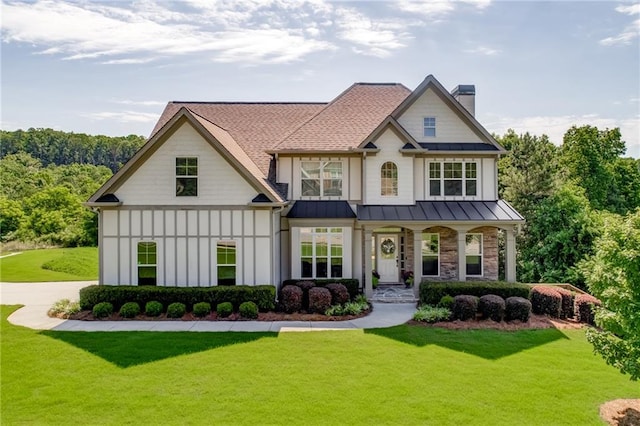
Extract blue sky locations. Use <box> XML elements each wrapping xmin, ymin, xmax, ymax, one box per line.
<box><xmin>2</xmin><ymin>0</ymin><xmax>639</xmax><ymax>157</ymax></box>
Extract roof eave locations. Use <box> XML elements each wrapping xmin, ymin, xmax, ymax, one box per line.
<box><xmin>84</xmin><ymin>201</ymin><xmax>123</xmax><ymax>208</ymax></box>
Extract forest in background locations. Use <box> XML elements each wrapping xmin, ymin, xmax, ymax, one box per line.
<box><xmin>1</xmin><ymin>126</ymin><xmax>639</xmax><ymax>289</ymax></box>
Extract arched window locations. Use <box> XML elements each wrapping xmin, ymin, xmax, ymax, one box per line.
<box><xmin>381</xmin><ymin>162</ymin><xmax>398</xmax><ymax>196</ymax></box>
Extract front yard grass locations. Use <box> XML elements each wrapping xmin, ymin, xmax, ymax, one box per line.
<box><xmin>1</xmin><ymin>305</ymin><xmax>637</xmax><ymax>425</ymax></box>
<box><xmin>0</xmin><ymin>247</ymin><xmax>98</xmax><ymax>282</ymax></box>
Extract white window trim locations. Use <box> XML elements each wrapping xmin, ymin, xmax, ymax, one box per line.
<box><xmin>465</xmin><ymin>233</ymin><xmax>483</xmax><ymax>277</ymax></box>
<box><xmin>216</xmin><ymin>240</ymin><xmax>237</xmax><ymax>285</ymax></box>
<box><xmin>423</xmin><ymin>117</ymin><xmax>436</xmax><ymax>138</ymax></box>
<box><xmin>300</xmin><ymin>160</ymin><xmax>343</xmax><ymax>197</ymax></box>
<box><xmin>137</xmin><ymin>240</ymin><xmax>157</xmax><ymax>285</ymax></box>
<box><xmin>176</xmin><ymin>156</ymin><xmax>198</xmax><ymax>197</ymax></box>
<box><xmin>380</xmin><ymin>161</ymin><xmax>398</xmax><ymax>197</ymax></box>
<box><xmin>300</xmin><ymin>227</ymin><xmax>344</xmax><ymax>279</ymax></box>
<box><xmin>428</xmin><ymin>161</ymin><xmax>478</xmax><ymax>198</ymax></box>
<box><xmin>422</xmin><ymin>233</ymin><xmax>439</xmax><ymax>276</ymax></box>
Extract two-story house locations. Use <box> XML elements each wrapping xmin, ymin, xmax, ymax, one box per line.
<box><xmin>87</xmin><ymin>74</ymin><xmax>524</xmax><ymax>297</ymax></box>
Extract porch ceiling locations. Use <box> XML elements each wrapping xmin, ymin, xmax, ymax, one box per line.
<box><xmin>357</xmin><ymin>200</ymin><xmax>524</xmax><ymax>222</ymax></box>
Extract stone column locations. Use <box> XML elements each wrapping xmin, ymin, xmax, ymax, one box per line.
<box><xmin>412</xmin><ymin>229</ymin><xmax>423</xmax><ymax>297</ymax></box>
<box><xmin>457</xmin><ymin>230</ymin><xmax>467</xmax><ymax>282</ymax></box>
<box><xmin>364</xmin><ymin>228</ymin><xmax>373</xmax><ymax>298</ymax></box>
<box><xmin>505</xmin><ymin>227</ymin><xmax>517</xmax><ymax>282</ymax></box>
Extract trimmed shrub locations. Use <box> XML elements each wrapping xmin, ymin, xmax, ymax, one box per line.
<box><xmin>325</xmin><ymin>283</ymin><xmax>350</xmax><ymax>305</ymax></box>
<box><xmin>575</xmin><ymin>294</ymin><xmax>602</xmax><ymax>325</ymax></box>
<box><xmin>79</xmin><ymin>284</ymin><xmax>276</xmax><ymax>312</ymax></box>
<box><xmin>308</xmin><ymin>287</ymin><xmax>332</xmax><ymax>314</ymax></box>
<box><xmin>413</xmin><ymin>306</ymin><xmax>451</xmax><ymax>323</ymax></box>
<box><xmin>420</xmin><ymin>281</ymin><xmax>531</xmax><ymax>305</ymax></box>
<box><xmin>452</xmin><ymin>295</ymin><xmax>478</xmax><ymax>321</ymax></box>
<box><xmin>530</xmin><ymin>286</ymin><xmax>562</xmax><ymax>318</ymax></box>
<box><xmin>216</xmin><ymin>302</ymin><xmax>233</xmax><ymax>318</ymax></box>
<box><xmin>167</xmin><ymin>302</ymin><xmax>186</xmax><ymax>319</ymax></box>
<box><xmin>437</xmin><ymin>295</ymin><xmax>454</xmax><ymax>310</ymax></box>
<box><xmin>296</xmin><ymin>281</ymin><xmax>315</xmax><ymax>310</ymax></box>
<box><xmin>280</xmin><ymin>285</ymin><xmax>303</xmax><ymax>313</ymax></box>
<box><xmin>282</xmin><ymin>279</ymin><xmax>360</xmax><ymax>300</ymax></box>
<box><xmin>119</xmin><ymin>302</ymin><xmax>140</xmax><ymax>318</ymax></box>
<box><xmin>478</xmin><ymin>294</ymin><xmax>505</xmax><ymax>322</ymax></box>
<box><xmin>193</xmin><ymin>302</ymin><xmax>211</xmax><ymax>318</ymax></box>
<box><xmin>555</xmin><ymin>287</ymin><xmax>575</xmax><ymax>319</ymax></box>
<box><xmin>145</xmin><ymin>301</ymin><xmax>163</xmax><ymax>317</ymax></box>
<box><xmin>92</xmin><ymin>302</ymin><xmax>113</xmax><ymax>318</ymax></box>
<box><xmin>505</xmin><ymin>297</ymin><xmax>532</xmax><ymax>322</ymax></box>
<box><xmin>239</xmin><ymin>301</ymin><xmax>258</xmax><ymax>319</ymax></box>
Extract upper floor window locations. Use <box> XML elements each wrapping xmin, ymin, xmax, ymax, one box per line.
<box><xmin>423</xmin><ymin>117</ymin><xmax>436</xmax><ymax>137</ymax></box>
<box><xmin>429</xmin><ymin>162</ymin><xmax>477</xmax><ymax>197</ymax></box>
<box><xmin>176</xmin><ymin>157</ymin><xmax>198</xmax><ymax>196</ymax></box>
<box><xmin>380</xmin><ymin>162</ymin><xmax>398</xmax><ymax>196</ymax></box>
<box><xmin>301</xmin><ymin>161</ymin><xmax>342</xmax><ymax>196</ymax></box>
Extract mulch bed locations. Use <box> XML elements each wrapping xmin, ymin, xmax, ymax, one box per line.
<box><xmin>600</xmin><ymin>399</ymin><xmax>640</xmax><ymax>426</ymax></box>
<box><xmin>408</xmin><ymin>314</ymin><xmax>585</xmax><ymax>330</ymax></box>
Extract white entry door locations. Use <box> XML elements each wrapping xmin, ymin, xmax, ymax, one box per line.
<box><xmin>377</xmin><ymin>234</ymin><xmax>399</xmax><ymax>282</ymax></box>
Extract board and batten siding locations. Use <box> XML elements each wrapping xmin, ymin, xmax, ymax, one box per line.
<box><xmin>398</xmin><ymin>88</ymin><xmax>482</xmax><ymax>143</ymax></box>
<box><xmin>364</xmin><ymin>127</ymin><xmax>414</xmax><ymax>205</ymax></box>
<box><xmin>100</xmin><ymin>208</ymin><xmax>274</xmax><ymax>286</ymax></box>
<box><xmin>114</xmin><ymin>122</ymin><xmax>258</xmax><ymax>205</ymax></box>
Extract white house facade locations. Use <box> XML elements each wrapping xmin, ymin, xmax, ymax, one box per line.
<box><xmin>87</xmin><ymin>75</ymin><xmax>524</xmax><ymax>297</ymax></box>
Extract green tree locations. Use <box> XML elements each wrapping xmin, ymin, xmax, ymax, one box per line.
<box><xmin>581</xmin><ymin>210</ymin><xmax>640</xmax><ymax>380</ymax></box>
<box><xmin>608</xmin><ymin>157</ymin><xmax>640</xmax><ymax>214</ymax></box>
<box><xmin>0</xmin><ymin>196</ymin><xmax>25</xmax><ymax>240</ymax></box>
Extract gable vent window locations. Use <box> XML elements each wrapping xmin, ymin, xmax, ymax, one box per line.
<box><xmin>423</xmin><ymin>117</ymin><xmax>436</xmax><ymax>137</ymax></box>
<box><xmin>176</xmin><ymin>157</ymin><xmax>198</xmax><ymax>197</ymax></box>
<box><xmin>429</xmin><ymin>162</ymin><xmax>477</xmax><ymax>197</ymax></box>
<box><xmin>381</xmin><ymin>161</ymin><xmax>398</xmax><ymax>196</ymax></box>
<box><xmin>301</xmin><ymin>161</ymin><xmax>342</xmax><ymax>197</ymax></box>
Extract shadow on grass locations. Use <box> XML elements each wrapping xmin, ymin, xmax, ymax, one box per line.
<box><xmin>40</xmin><ymin>330</ymin><xmax>276</xmax><ymax>368</ymax></box>
<box><xmin>365</xmin><ymin>325</ymin><xmax>570</xmax><ymax>359</ymax></box>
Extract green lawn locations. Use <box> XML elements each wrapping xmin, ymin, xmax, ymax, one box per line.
<box><xmin>1</xmin><ymin>306</ymin><xmax>637</xmax><ymax>425</ymax></box>
<box><xmin>0</xmin><ymin>247</ymin><xmax>98</xmax><ymax>282</ymax></box>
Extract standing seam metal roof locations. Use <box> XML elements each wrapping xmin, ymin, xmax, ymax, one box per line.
<box><xmin>357</xmin><ymin>200</ymin><xmax>524</xmax><ymax>222</ymax></box>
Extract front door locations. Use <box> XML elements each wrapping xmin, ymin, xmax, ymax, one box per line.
<box><xmin>377</xmin><ymin>234</ymin><xmax>399</xmax><ymax>282</ymax></box>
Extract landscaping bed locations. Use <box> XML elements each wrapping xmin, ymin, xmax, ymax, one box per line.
<box><xmin>409</xmin><ymin>314</ymin><xmax>584</xmax><ymax>330</ymax></box>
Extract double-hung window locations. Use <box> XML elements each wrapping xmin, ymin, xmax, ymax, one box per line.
<box><xmin>176</xmin><ymin>157</ymin><xmax>198</xmax><ymax>196</ymax></box>
<box><xmin>429</xmin><ymin>162</ymin><xmax>477</xmax><ymax>197</ymax></box>
<box><xmin>217</xmin><ymin>241</ymin><xmax>236</xmax><ymax>285</ymax></box>
<box><xmin>137</xmin><ymin>241</ymin><xmax>157</xmax><ymax>286</ymax></box>
<box><xmin>421</xmin><ymin>233</ymin><xmax>439</xmax><ymax>276</ymax></box>
<box><xmin>301</xmin><ymin>161</ymin><xmax>342</xmax><ymax>196</ymax></box>
<box><xmin>465</xmin><ymin>234</ymin><xmax>483</xmax><ymax>276</ymax></box>
<box><xmin>300</xmin><ymin>228</ymin><xmax>343</xmax><ymax>278</ymax></box>
<box><xmin>423</xmin><ymin>117</ymin><xmax>436</xmax><ymax>137</ymax></box>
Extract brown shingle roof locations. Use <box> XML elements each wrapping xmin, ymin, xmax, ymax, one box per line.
<box><xmin>272</xmin><ymin>83</ymin><xmax>411</xmax><ymax>152</ymax></box>
<box><xmin>151</xmin><ymin>102</ymin><xmax>325</xmax><ymax>175</ymax></box>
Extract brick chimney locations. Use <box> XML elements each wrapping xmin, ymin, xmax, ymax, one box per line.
<box><xmin>452</xmin><ymin>85</ymin><xmax>475</xmax><ymax>116</ymax></box>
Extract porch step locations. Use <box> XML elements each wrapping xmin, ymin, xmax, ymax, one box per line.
<box><xmin>370</xmin><ymin>285</ymin><xmax>418</xmax><ymax>303</ymax></box>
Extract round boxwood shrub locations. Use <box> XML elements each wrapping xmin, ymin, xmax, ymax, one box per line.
<box><xmin>530</xmin><ymin>286</ymin><xmax>562</xmax><ymax>318</ymax></box>
<box><xmin>119</xmin><ymin>302</ymin><xmax>141</xmax><ymax>318</ymax></box>
<box><xmin>308</xmin><ymin>287</ymin><xmax>332</xmax><ymax>314</ymax></box>
<box><xmin>193</xmin><ymin>302</ymin><xmax>211</xmax><ymax>318</ymax></box>
<box><xmin>575</xmin><ymin>294</ymin><xmax>601</xmax><ymax>325</ymax></box>
<box><xmin>216</xmin><ymin>302</ymin><xmax>233</xmax><ymax>318</ymax></box>
<box><xmin>325</xmin><ymin>283</ymin><xmax>350</xmax><ymax>305</ymax></box>
<box><xmin>92</xmin><ymin>302</ymin><xmax>113</xmax><ymax>319</ymax></box>
<box><xmin>280</xmin><ymin>285</ymin><xmax>303</xmax><ymax>313</ymax></box>
<box><xmin>296</xmin><ymin>281</ymin><xmax>316</xmax><ymax>310</ymax></box>
<box><xmin>239</xmin><ymin>301</ymin><xmax>258</xmax><ymax>319</ymax></box>
<box><xmin>505</xmin><ymin>297</ymin><xmax>532</xmax><ymax>322</ymax></box>
<box><xmin>478</xmin><ymin>294</ymin><xmax>505</xmax><ymax>322</ymax></box>
<box><xmin>145</xmin><ymin>301</ymin><xmax>163</xmax><ymax>317</ymax></box>
<box><xmin>452</xmin><ymin>295</ymin><xmax>478</xmax><ymax>321</ymax></box>
<box><xmin>437</xmin><ymin>295</ymin><xmax>454</xmax><ymax>310</ymax></box>
<box><xmin>555</xmin><ymin>287</ymin><xmax>575</xmax><ymax>319</ymax></box>
<box><xmin>166</xmin><ymin>302</ymin><xmax>186</xmax><ymax>319</ymax></box>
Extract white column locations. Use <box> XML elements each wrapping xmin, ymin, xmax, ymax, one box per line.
<box><xmin>457</xmin><ymin>230</ymin><xmax>467</xmax><ymax>282</ymax></box>
<box><xmin>505</xmin><ymin>227</ymin><xmax>517</xmax><ymax>282</ymax></box>
<box><xmin>364</xmin><ymin>228</ymin><xmax>373</xmax><ymax>298</ymax></box>
<box><xmin>413</xmin><ymin>229</ymin><xmax>423</xmax><ymax>297</ymax></box>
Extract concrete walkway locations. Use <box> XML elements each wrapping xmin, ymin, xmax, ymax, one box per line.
<box><xmin>0</xmin><ymin>282</ymin><xmax>417</xmax><ymax>332</ymax></box>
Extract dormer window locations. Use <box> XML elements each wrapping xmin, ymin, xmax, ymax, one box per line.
<box><xmin>423</xmin><ymin>117</ymin><xmax>436</xmax><ymax>137</ymax></box>
<box><xmin>301</xmin><ymin>161</ymin><xmax>342</xmax><ymax>196</ymax></box>
<box><xmin>176</xmin><ymin>157</ymin><xmax>198</xmax><ymax>196</ymax></box>
<box><xmin>380</xmin><ymin>161</ymin><xmax>398</xmax><ymax>196</ymax></box>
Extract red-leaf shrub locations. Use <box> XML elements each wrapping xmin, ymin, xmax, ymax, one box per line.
<box><xmin>505</xmin><ymin>297</ymin><xmax>532</xmax><ymax>322</ymax></box>
<box><xmin>452</xmin><ymin>295</ymin><xmax>478</xmax><ymax>321</ymax></box>
<box><xmin>478</xmin><ymin>294</ymin><xmax>505</xmax><ymax>322</ymax></box>
<box><xmin>295</xmin><ymin>281</ymin><xmax>316</xmax><ymax>310</ymax></box>
<box><xmin>280</xmin><ymin>285</ymin><xmax>303</xmax><ymax>313</ymax></box>
<box><xmin>530</xmin><ymin>286</ymin><xmax>562</xmax><ymax>318</ymax></box>
<box><xmin>325</xmin><ymin>283</ymin><xmax>350</xmax><ymax>305</ymax></box>
<box><xmin>555</xmin><ymin>287</ymin><xmax>574</xmax><ymax>319</ymax></box>
<box><xmin>575</xmin><ymin>294</ymin><xmax>602</xmax><ymax>325</ymax></box>
<box><xmin>308</xmin><ymin>287</ymin><xmax>332</xmax><ymax>314</ymax></box>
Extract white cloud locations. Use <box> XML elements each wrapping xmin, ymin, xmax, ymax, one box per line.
<box><xmin>485</xmin><ymin>114</ymin><xmax>640</xmax><ymax>158</ymax></box>
<box><xmin>600</xmin><ymin>4</ymin><xmax>640</xmax><ymax>46</ymax></box>
<box><xmin>101</xmin><ymin>58</ymin><xmax>157</xmax><ymax>65</ymax></box>
<box><xmin>83</xmin><ymin>111</ymin><xmax>159</xmax><ymax>123</ymax></box>
<box><xmin>395</xmin><ymin>0</ymin><xmax>491</xmax><ymax>18</ymax></box>
<box><xmin>464</xmin><ymin>46</ymin><xmax>500</xmax><ymax>55</ymax></box>
<box><xmin>112</xmin><ymin>100</ymin><xmax>166</xmax><ymax>107</ymax></box>
<box><xmin>615</xmin><ymin>4</ymin><xmax>640</xmax><ymax>15</ymax></box>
